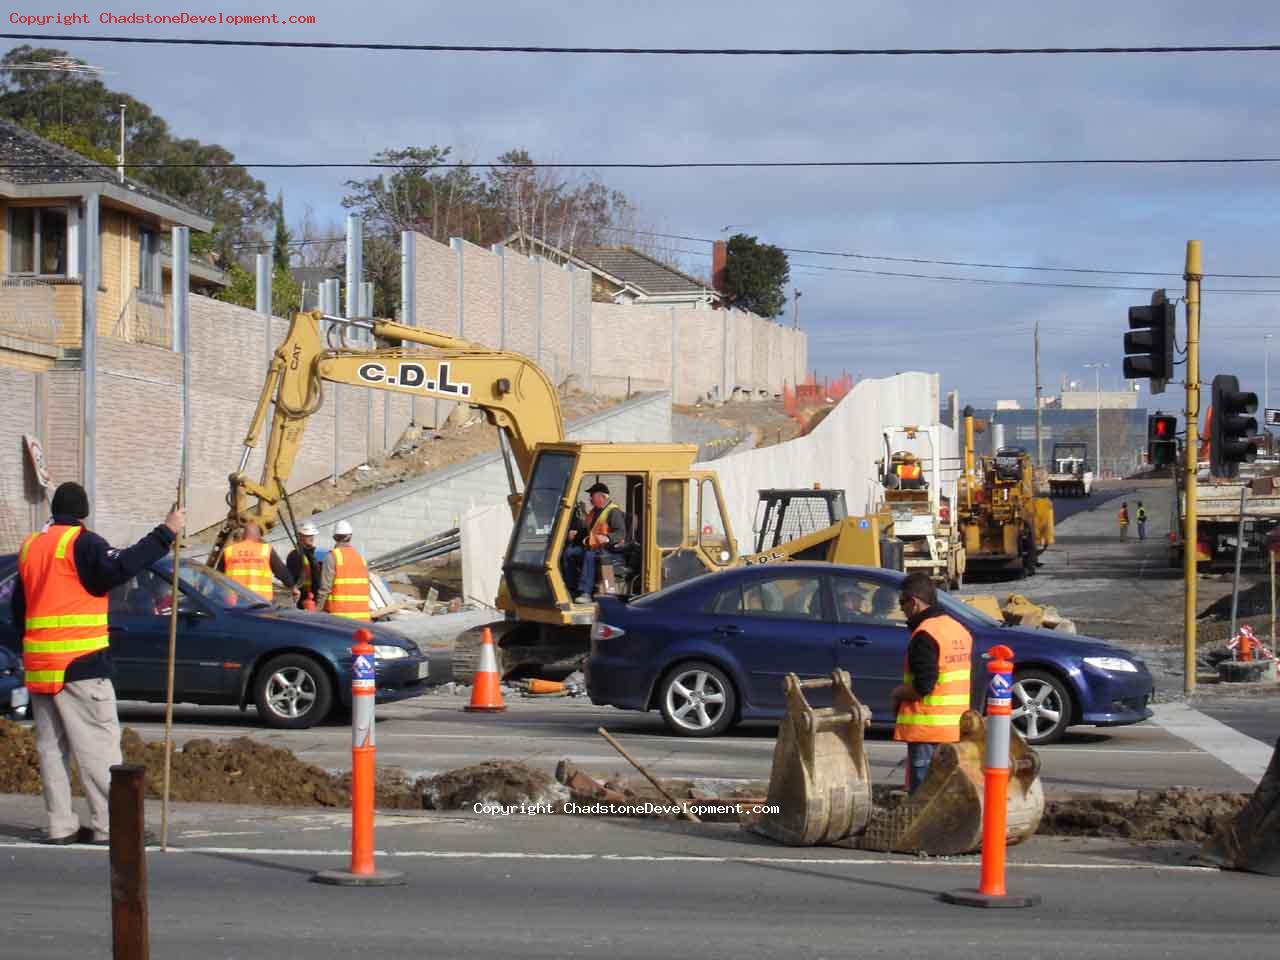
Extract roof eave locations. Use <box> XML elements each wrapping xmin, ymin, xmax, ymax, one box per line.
<box><xmin>0</xmin><ymin>177</ymin><xmax>213</xmax><ymax>232</ymax></box>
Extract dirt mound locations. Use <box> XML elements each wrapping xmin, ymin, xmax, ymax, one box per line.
<box><xmin>1039</xmin><ymin>789</ymin><xmax>1248</xmax><ymax>843</ymax></box>
<box><xmin>422</xmin><ymin>760</ymin><xmax>555</xmax><ymax>810</ymax></box>
<box><xmin>0</xmin><ymin>719</ymin><xmax>43</xmax><ymax>794</ymax></box>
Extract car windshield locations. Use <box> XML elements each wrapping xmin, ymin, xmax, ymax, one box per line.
<box><xmin>157</xmin><ymin>558</ymin><xmax>273</xmax><ymax>609</ymax></box>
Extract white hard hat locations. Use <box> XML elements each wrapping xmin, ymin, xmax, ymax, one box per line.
<box><xmin>298</xmin><ymin>522</ymin><xmax>319</xmax><ymax>536</ymax></box>
<box><xmin>334</xmin><ymin>520</ymin><xmax>354</xmax><ymax>537</ymax></box>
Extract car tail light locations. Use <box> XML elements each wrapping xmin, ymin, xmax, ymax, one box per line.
<box><xmin>591</xmin><ymin>622</ymin><xmax>626</xmax><ymax>643</ymax></box>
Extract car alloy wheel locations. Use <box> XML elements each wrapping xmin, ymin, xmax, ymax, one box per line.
<box><xmin>660</xmin><ymin>662</ymin><xmax>736</xmax><ymax>737</ymax></box>
<box><xmin>1010</xmin><ymin>670</ymin><xmax>1071</xmax><ymax>745</ymax></box>
<box><xmin>265</xmin><ymin>666</ymin><xmax>317</xmax><ymax>720</ymax></box>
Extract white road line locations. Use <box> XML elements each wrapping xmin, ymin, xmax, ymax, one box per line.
<box><xmin>0</xmin><ymin>842</ymin><xmax>1213</xmax><ymax>871</ymax></box>
<box><xmin>1152</xmin><ymin>703</ymin><xmax>1273</xmax><ymax>784</ymax></box>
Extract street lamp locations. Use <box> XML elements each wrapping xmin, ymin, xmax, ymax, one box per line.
<box><xmin>1084</xmin><ymin>361</ymin><xmax>1108</xmax><ymax>477</ymax></box>
<box><xmin>1266</xmin><ymin>334</ymin><xmax>1273</xmax><ymax>452</ymax></box>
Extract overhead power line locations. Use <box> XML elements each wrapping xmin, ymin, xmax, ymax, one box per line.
<box><xmin>5</xmin><ymin>33</ymin><xmax>1280</xmax><ymax>56</ymax></box>
<box><xmin>8</xmin><ymin>155</ymin><xmax>1280</xmax><ymax>171</ymax></box>
<box><xmin>602</xmin><ymin>226</ymin><xmax>1280</xmax><ymax>282</ymax></box>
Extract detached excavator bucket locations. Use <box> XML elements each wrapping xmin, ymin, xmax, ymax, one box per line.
<box><xmin>1198</xmin><ymin>735</ymin><xmax>1280</xmax><ymax>876</ymax></box>
<box><xmin>852</xmin><ymin>710</ymin><xmax>1044</xmax><ymax>856</ymax></box>
<box><xmin>751</xmin><ymin>670</ymin><xmax>874</xmax><ymax>845</ymax></box>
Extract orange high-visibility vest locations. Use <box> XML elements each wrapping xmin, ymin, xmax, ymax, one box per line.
<box><xmin>225</xmin><ymin>541</ymin><xmax>273</xmax><ymax>601</ymax></box>
<box><xmin>894</xmin><ymin>614</ymin><xmax>973</xmax><ymax>744</ymax></box>
<box><xmin>325</xmin><ymin>545</ymin><xmax>370</xmax><ymax>621</ymax></box>
<box><xmin>18</xmin><ymin>525</ymin><xmax>110</xmax><ymax>696</ymax></box>
<box><xmin>897</xmin><ymin>462</ymin><xmax>922</xmax><ymax>481</ymax></box>
<box><xmin>586</xmin><ymin>503</ymin><xmax>619</xmax><ymax>549</ymax></box>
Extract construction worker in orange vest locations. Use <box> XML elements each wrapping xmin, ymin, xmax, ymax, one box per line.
<box><xmin>890</xmin><ymin>571</ymin><xmax>974</xmax><ymax>793</ymax></box>
<box><xmin>14</xmin><ymin>481</ymin><xmax>183</xmax><ymax>844</ymax></box>
<box><xmin>893</xmin><ymin>453</ymin><xmax>925</xmax><ymax>490</ymax></box>
<box><xmin>316</xmin><ymin>520</ymin><xmax>371</xmax><ymax>621</ymax></box>
<box><xmin>216</xmin><ymin>521</ymin><xmax>294</xmax><ymax>604</ymax></box>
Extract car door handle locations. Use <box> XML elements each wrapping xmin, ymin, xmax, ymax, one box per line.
<box><xmin>840</xmin><ymin>636</ymin><xmax>871</xmax><ymax>647</ymax></box>
<box><xmin>714</xmin><ymin>625</ymin><xmax>743</xmax><ymax>636</ymax></box>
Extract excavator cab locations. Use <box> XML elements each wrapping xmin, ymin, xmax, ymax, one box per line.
<box><xmin>500</xmin><ymin>442</ymin><xmax>739</xmax><ymax>624</ymax></box>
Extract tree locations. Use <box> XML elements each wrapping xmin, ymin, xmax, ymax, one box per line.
<box><xmin>0</xmin><ymin>45</ymin><xmax>271</xmax><ymax>266</ymax></box>
<box><xmin>272</xmin><ymin>193</ymin><xmax>292</xmax><ymax>271</ymax></box>
<box><xmin>216</xmin><ymin>263</ymin><xmax>302</xmax><ymax>318</ymax></box>
<box><xmin>722</xmin><ymin>233</ymin><xmax>790</xmax><ymax>318</ymax></box>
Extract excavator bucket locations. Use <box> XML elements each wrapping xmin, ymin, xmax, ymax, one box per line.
<box><xmin>851</xmin><ymin>710</ymin><xmax>1044</xmax><ymax>856</ymax></box>
<box><xmin>1198</xmin><ymin>735</ymin><xmax>1280</xmax><ymax>876</ymax></box>
<box><xmin>751</xmin><ymin>670</ymin><xmax>874</xmax><ymax>845</ymax></box>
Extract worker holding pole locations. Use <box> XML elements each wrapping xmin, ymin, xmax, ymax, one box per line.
<box><xmin>14</xmin><ymin>482</ymin><xmax>183</xmax><ymax>844</ymax></box>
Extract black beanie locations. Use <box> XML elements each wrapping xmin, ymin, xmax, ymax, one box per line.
<box><xmin>51</xmin><ymin>482</ymin><xmax>90</xmax><ymax>520</ymax></box>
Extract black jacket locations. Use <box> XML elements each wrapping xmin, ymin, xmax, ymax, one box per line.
<box><xmin>13</xmin><ymin>515</ymin><xmax>176</xmax><ymax>683</ymax></box>
<box><xmin>286</xmin><ymin>547</ymin><xmax>322</xmax><ymax>604</ymax></box>
<box><xmin>905</xmin><ymin>605</ymin><xmax>949</xmax><ymax>697</ymax></box>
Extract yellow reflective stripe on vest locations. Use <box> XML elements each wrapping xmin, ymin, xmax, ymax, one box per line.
<box><xmin>25</xmin><ymin>612</ymin><xmax>110</xmax><ymax>629</ymax></box>
<box><xmin>920</xmin><ymin>693</ymin><xmax>971</xmax><ymax>707</ymax></box>
<box><xmin>54</xmin><ymin>525</ymin><xmax>80</xmax><ymax>559</ymax></box>
<box><xmin>18</xmin><ymin>533</ymin><xmax>37</xmax><ymax>565</ymax></box>
<box><xmin>896</xmin><ymin>713</ymin><xmax>966</xmax><ymax>726</ymax></box>
<box><xmin>24</xmin><ymin>635</ymin><xmax>110</xmax><ymax>654</ymax></box>
<box><xmin>330</xmin><ymin>611</ymin><xmax>369</xmax><ymax>619</ymax></box>
<box><xmin>903</xmin><ymin>667</ymin><xmax>970</xmax><ymax>686</ymax></box>
<box><xmin>23</xmin><ymin>670</ymin><xmax>64</xmax><ymax>684</ymax></box>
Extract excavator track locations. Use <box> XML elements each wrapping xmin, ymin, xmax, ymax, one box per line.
<box><xmin>451</xmin><ymin>621</ymin><xmax>591</xmax><ymax>684</ymax></box>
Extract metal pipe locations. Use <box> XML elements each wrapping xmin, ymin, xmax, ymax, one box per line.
<box><xmin>171</xmin><ymin>226</ymin><xmax>190</xmax><ymax>492</ymax></box>
<box><xmin>256</xmin><ymin>253</ymin><xmax>272</xmax><ymax>372</ymax></box>
<box><xmin>1230</xmin><ymin>485</ymin><xmax>1247</xmax><ymax>639</ymax></box>
<box><xmin>82</xmin><ymin>193</ymin><xmax>99</xmax><ymax>516</ymax></box>
<box><xmin>1184</xmin><ymin>240</ymin><xmax>1202</xmax><ymax>694</ymax></box>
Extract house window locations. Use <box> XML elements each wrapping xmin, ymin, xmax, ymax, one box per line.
<box><xmin>139</xmin><ymin>227</ymin><xmax>160</xmax><ymax>298</ymax></box>
<box><xmin>8</xmin><ymin>207</ymin><xmax>68</xmax><ymax>276</ymax></box>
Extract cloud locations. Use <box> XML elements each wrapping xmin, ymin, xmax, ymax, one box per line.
<box><xmin>38</xmin><ymin>0</ymin><xmax>1280</xmax><ymax>402</ymax></box>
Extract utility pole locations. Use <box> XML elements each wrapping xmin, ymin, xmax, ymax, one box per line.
<box><xmin>1084</xmin><ymin>361</ymin><xmax>1108</xmax><ymax>477</ymax></box>
<box><xmin>1184</xmin><ymin>240</ymin><xmax>1202</xmax><ymax>694</ymax></box>
<box><xmin>793</xmin><ymin>289</ymin><xmax>801</xmax><ymax>330</ymax></box>
<box><xmin>1266</xmin><ymin>333</ymin><xmax>1273</xmax><ymax>452</ymax></box>
<box><xmin>1034</xmin><ymin>322</ymin><xmax>1043</xmax><ymax>467</ymax></box>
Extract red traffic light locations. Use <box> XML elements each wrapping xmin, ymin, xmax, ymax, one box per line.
<box><xmin>1154</xmin><ymin>419</ymin><xmax>1171</xmax><ymax>438</ymax></box>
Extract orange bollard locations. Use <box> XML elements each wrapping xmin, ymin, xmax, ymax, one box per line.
<box><xmin>942</xmin><ymin>644</ymin><xmax>1040</xmax><ymax>909</ymax></box>
<box><xmin>313</xmin><ymin>628</ymin><xmax>406</xmax><ymax>887</ymax></box>
<box><xmin>464</xmin><ymin>627</ymin><xmax>507</xmax><ymax>712</ymax></box>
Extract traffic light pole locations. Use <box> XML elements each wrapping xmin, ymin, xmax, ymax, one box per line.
<box><xmin>1183</xmin><ymin>240</ymin><xmax>1201</xmax><ymax>695</ymax></box>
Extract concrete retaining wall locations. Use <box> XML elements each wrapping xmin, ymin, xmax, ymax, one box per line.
<box><xmin>269</xmin><ymin>391</ymin><xmax>673</xmax><ymax>564</ymax></box>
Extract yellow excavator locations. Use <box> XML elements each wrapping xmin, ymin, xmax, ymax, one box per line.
<box><xmin>209</xmin><ymin>310</ymin><xmax>899</xmax><ymax>680</ymax></box>
<box><xmin>956</xmin><ymin>407</ymin><xmax>1054</xmax><ymax>577</ymax></box>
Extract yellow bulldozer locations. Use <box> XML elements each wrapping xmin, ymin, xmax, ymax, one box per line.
<box><xmin>956</xmin><ymin>407</ymin><xmax>1054</xmax><ymax>578</ymax></box>
<box><xmin>209</xmin><ymin>310</ymin><xmax>902</xmax><ymax>680</ymax></box>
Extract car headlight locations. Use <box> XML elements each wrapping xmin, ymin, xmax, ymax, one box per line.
<box><xmin>373</xmin><ymin>644</ymin><xmax>409</xmax><ymax>661</ymax></box>
<box><xmin>1083</xmin><ymin>656</ymin><xmax>1138</xmax><ymax>673</ymax></box>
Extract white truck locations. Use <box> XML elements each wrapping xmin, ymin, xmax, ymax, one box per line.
<box><xmin>877</xmin><ymin>425</ymin><xmax>965</xmax><ymax>588</ymax></box>
<box><xmin>1172</xmin><ymin>469</ymin><xmax>1280</xmax><ymax>567</ymax></box>
<box><xmin>1048</xmin><ymin>441</ymin><xmax>1093</xmax><ymax>498</ymax></box>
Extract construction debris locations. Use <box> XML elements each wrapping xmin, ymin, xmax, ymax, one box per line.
<box><xmin>553</xmin><ymin>761</ymin><xmax>765</xmax><ymax>823</ymax></box>
<box><xmin>1044</xmin><ymin>789</ymin><xmax>1248</xmax><ymax>844</ymax></box>
<box><xmin>422</xmin><ymin>760</ymin><xmax>556</xmax><ymax>811</ymax></box>
<box><xmin>961</xmin><ymin>593</ymin><xmax>1077</xmax><ymax>633</ymax></box>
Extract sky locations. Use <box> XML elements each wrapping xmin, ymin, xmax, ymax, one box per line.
<box><xmin>16</xmin><ymin>0</ymin><xmax>1280</xmax><ymax>408</ymax></box>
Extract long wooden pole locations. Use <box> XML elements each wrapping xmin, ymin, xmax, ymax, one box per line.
<box><xmin>597</xmin><ymin>727</ymin><xmax>700</xmax><ymax>823</ymax></box>
<box><xmin>160</xmin><ymin>477</ymin><xmax>183</xmax><ymax>851</ymax></box>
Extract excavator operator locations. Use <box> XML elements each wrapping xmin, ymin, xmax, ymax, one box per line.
<box><xmin>563</xmin><ymin>482</ymin><xmax>628</xmax><ymax>604</ymax></box>
<box><xmin>894</xmin><ymin>454</ymin><xmax>925</xmax><ymax>490</ymax></box>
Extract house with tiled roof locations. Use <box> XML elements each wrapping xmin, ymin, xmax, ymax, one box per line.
<box><xmin>0</xmin><ymin>118</ymin><xmax>220</xmax><ymax>371</ymax></box>
<box><xmin>504</xmin><ymin>232</ymin><xmax>722</xmax><ymax>308</ymax></box>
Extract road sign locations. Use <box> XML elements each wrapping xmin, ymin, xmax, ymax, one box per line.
<box><xmin>1265</xmin><ymin>408</ymin><xmax>1280</xmax><ymax>428</ymax></box>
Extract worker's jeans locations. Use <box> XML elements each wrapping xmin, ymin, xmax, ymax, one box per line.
<box><xmin>1138</xmin><ymin>522</ymin><xmax>1147</xmax><ymax>540</ymax></box>
<box><xmin>907</xmin><ymin>742</ymin><xmax>937</xmax><ymax>794</ymax></box>
<box><xmin>577</xmin><ymin>548</ymin><xmax>625</xmax><ymax>598</ymax></box>
<box><xmin>31</xmin><ymin>678</ymin><xmax>122</xmax><ymax>840</ymax></box>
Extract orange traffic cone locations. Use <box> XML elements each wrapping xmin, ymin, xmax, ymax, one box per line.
<box><xmin>464</xmin><ymin>628</ymin><xmax>507</xmax><ymax>712</ymax></box>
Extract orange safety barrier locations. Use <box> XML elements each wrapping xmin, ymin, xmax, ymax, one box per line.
<box><xmin>312</xmin><ymin>628</ymin><xmax>406</xmax><ymax>887</ymax></box>
<box><xmin>941</xmin><ymin>645</ymin><xmax>1041</xmax><ymax>909</ymax></box>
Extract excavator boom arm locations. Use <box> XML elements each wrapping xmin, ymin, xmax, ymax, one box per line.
<box><xmin>208</xmin><ymin>310</ymin><xmax>564</xmax><ymax>566</ymax></box>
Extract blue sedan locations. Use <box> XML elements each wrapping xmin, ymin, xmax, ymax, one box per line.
<box><xmin>0</xmin><ymin>554</ymin><xmax>427</xmax><ymax>729</ymax></box>
<box><xmin>586</xmin><ymin>563</ymin><xmax>1154</xmax><ymax>744</ymax></box>
<box><xmin>0</xmin><ymin>643</ymin><xmax>27</xmax><ymax>720</ymax></box>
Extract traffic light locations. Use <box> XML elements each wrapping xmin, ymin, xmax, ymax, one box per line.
<box><xmin>1210</xmin><ymin>374</ymin><xmax>1259</xmax><ymax>478</ymax></box>
<box><xmin>1147</xmin><ymin>413</ymin><xmax>1178</xmax><ymax>467</ymax></box>
<box><xmin>1123</xmin><ymin>291</ymin><xmax>1175</xmax><ymax>394</ymax></box>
